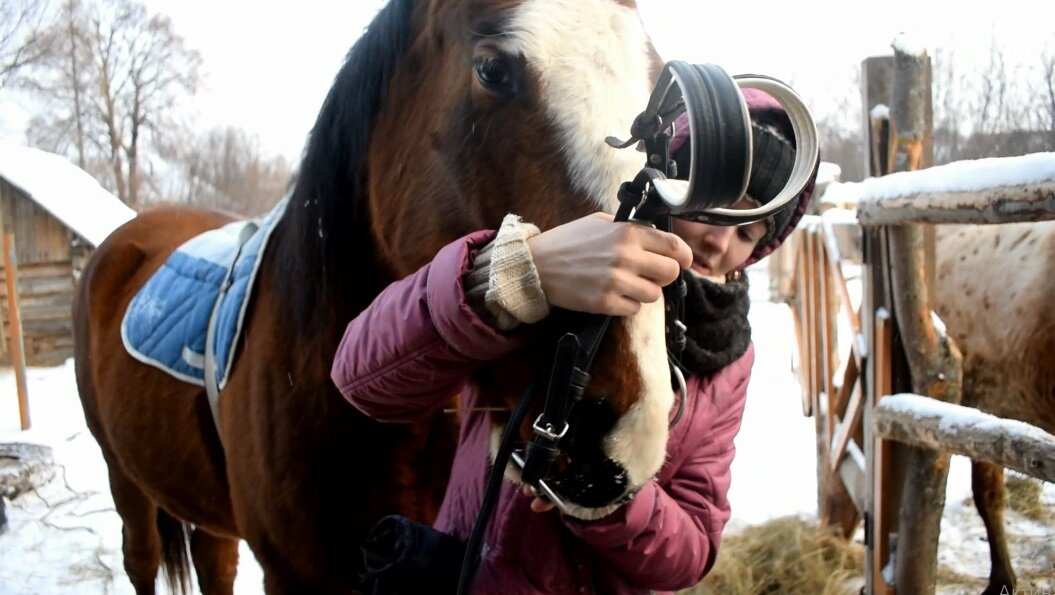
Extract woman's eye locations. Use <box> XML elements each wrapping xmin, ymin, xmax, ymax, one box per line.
<box><xmin>738</xmin><ymin>224</ymin><xmax>763</xmax><ymax>243</ymax></box>
<box><xmin>475</xmin><ymin>57</ymin><xmax>515</xmax><ymax>94</ymax></box>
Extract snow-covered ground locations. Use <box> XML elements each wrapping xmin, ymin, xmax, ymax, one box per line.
<box><xmin>0</xmin><ymin>268</ymin><xmax>1052</xmax><ymax>594</ymax></box>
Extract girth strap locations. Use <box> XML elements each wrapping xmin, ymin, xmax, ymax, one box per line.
<box><xmin>203</xmin><ymin>220</ymin><xmax>259</xmax><ymax>429</ymax></box>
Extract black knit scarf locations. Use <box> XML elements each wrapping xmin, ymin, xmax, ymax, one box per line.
<box><xmin>672</xmin><ymin>273</ymin><xmax>752</xmax><ymax>376</ymax></box>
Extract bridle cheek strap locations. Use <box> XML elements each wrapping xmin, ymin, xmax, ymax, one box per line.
<box><xmin>520</xmin><ymin>312</ymin><xmax>610</xmax><ymax>487</ymax></box>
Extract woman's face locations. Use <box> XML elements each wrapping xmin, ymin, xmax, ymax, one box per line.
<box><xmin>671</xmin><ymin>196</ymin><xmax>768</xmax><ymax>278</ymax></box>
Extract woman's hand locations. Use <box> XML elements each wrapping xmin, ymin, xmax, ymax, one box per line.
<box><xmin>527</xmin><ymin>213</ymin><xmax>692</xmax><ymax>316</ymax></box>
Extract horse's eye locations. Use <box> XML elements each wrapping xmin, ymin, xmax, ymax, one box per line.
<box><xmin>474</xmin><ymin>57</ymin><xmax>516</xmax><ymax>95</ymax></box>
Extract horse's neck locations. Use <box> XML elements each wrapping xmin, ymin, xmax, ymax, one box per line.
<box><xmin>266</xmin><ymin>213</ymin><xmax>391</xmax><ymax>349</ymax></box>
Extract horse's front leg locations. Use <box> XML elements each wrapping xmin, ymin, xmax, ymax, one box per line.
<box><xmin>971</xmin><ymin>460</ymin><xmax>1015</xmax><ymax>595</ymax></box>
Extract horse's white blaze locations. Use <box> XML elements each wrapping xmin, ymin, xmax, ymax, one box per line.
<box><xmin>509</xmin><ymin>0</ymin><xmax>653</xmax><ymax>212</ymax></box>
<box><xmin>602</xmin><ymin>299</ymin><xmax>673</xmax><ymax>486</ymax></box>
<box><xmin>512</xmin><ymin>0</ymin><xmax>672</xmax><ymax>493</ymax></box>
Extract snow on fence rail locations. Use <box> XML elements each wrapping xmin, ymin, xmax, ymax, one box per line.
<box><xmin>874</xmin><ymin>394</ymin><xmax>1055</xmax><ymax>484</ymax></box>
<box><xmin>823</xmin><ymin>152</ymin><xmax>1055</xmax><ymax>225</ymax></box>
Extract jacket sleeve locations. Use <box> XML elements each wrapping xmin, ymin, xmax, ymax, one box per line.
<box><xmin>564</xmin><ymin>346</ymin><xmax>753</xmax><ymax>590</ymax></box>
<box><xmin>331</xmin><ymin>230</ymin><xmax>528</xmax><ymax>422</ymax></box>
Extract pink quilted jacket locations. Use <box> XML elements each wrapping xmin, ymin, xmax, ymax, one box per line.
<box><xmin>332</xmin><ymin>231</ymin><xmax>752</xmax><ymax>594</ymax></box>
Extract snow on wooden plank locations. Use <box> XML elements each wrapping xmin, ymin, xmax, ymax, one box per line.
<box><xmin>874</xmin><ymin>393</ymin><xmax>1055</xmax><ymax>483</ymax></box>
<box><xmin>824</xmin><ymin>152</ymin><xmax>1055</xmax><ymax>225</ymax></box>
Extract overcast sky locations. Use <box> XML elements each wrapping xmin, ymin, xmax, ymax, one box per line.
<box><xmin>2</xmin><ymin>0</ymin><xmax>1052</xmax><ymax>161</ymax></box>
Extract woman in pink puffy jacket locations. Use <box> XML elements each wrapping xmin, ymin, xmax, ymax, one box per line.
<box><xmin>332</xmin><ymin>89</ymin><xmax>818</xmax><ymax>594</ymax></box>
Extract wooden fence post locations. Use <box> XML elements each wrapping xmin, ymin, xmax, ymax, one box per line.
<box><xmin>3</xmin><ymin>233</ymin><xmax>30</xmax><ymax>430</ymax></box>
<box><xmin>862</xmin><ymin>56</ymin><xmax>894</xmax><ymax>177</ymax></box>
<box><xmin>886</xmin><ymin>40</ymin><xmax>958</xmax><ymax>595</ymax></box>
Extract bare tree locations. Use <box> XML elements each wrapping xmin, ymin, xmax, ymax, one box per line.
<box><xmin>811</xmin><ymin>66</ymin><xmax>866</xmax><ymax>182</ymax></box>
<box><xmin>1041</xmin><ymin>44</ymin><xmax>1055</xmax><ymax>143</ymax></box>
<box><xmin>25</xmin><ymin>0</ymin><xmax>201</xmax><ymax>207</ymax></box>
<box><xmin>929</xmin><ymin>36</ymin><xmax>1054</xmax><ymax>163</ymax></box>
<box><xmin>162</xmin><ymin>126</ymin><xmax>292</xmax><ymax>216</ymax></box>
<box><xmin>0</xmin><ymin>0</ymin><xmax>57</xmax><ymax>89</ymax></box>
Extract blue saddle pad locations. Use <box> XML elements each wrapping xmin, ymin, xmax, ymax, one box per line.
<box><xmin>121</xmin><ymin>196</ymin><xmax>287</xmax><ymax>389</ymax></box>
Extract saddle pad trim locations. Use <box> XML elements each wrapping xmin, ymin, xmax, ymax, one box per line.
<box><xmin>215</xmin><ymin>204</ymin><xmax>284</xmax><ymax>390</ymax></box>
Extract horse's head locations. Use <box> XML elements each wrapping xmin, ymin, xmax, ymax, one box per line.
<box><xmin>297</xmin><ymin>0</ymin><xmax>673</xmax><ymax>519</ymax></box>
<box><xmin>367</xmin><ymin>0</ymin><xmax>660</xmax><ymax>267</ymax></box>
<box><xmin>368</xmin><ymin>0</ymin><xmax>673</xmax><ymax>519</ymax></box>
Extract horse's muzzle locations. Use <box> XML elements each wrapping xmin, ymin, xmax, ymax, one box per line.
<box><xmin>518</xmin><ymin>396</ymin><xmax>641</xmax><ymax>516</ymax></box>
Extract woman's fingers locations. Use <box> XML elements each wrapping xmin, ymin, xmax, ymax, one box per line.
<box><xmin>622</xmin><ymin>249</ymin><xmax>684</xmax><ymax>286</ymax></box>
<box><xmin>632</xmin><ymin>225</ymin><xmax>693</xmax><ymax>270</ymax></box>
<box><xmin>608</xmin><ymin>270</ymin><xmax>663</xmax><ymax>306</ymax></box>
<box><xmin>522</xmin><ymin>485</ymin><xmax>557</xmax><ymax>513</ymax></box>
<box><xmin>531</xmin><ymin>498</ymin><xmax>556</xmax><ymax>513</ymax></box>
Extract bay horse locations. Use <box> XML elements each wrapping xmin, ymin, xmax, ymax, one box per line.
<box><xmin>73</xmin><ymin>0</ymin><xmax>677</xmax><ymax>592</ymax></box>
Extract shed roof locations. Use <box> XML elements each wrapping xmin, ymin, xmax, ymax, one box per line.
<box><xmin>0</xmin><ymin>143</ymin><xmax>136</xmax><ymax>247</ymax></box>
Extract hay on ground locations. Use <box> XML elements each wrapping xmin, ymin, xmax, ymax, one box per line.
<box><xmin>682</xmin><ymin>516</ymin><xmax>864</xmax><ymax>595</ymax></box>
<box><xmin>1005</xmin><ymin>473</ymin><xmax>1051</xmax><ymax>522</ymax></box>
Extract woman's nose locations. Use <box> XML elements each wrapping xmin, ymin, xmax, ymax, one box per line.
<box><xmin>701</xmin><ymin>225</ymin><xmax>735</xmax><ymax>256</ymax></box>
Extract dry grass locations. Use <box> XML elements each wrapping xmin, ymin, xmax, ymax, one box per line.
<box><xmin>1005</xmin><ymin>473</ymin><xmax>1052</xmax><ymax>522</ymax></box>
<box><xmin>682</xmin><ymin>516</ymin><xmax>864</xmax><ymax>595</ymax></box>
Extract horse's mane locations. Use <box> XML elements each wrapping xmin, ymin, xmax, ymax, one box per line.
<box><xmin>274</xmin><ymin>0</ymin><xmax>414</xmax><ymax>337</ymax></box>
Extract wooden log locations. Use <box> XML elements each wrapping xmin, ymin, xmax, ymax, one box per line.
<box><xmin>874</xmin><ymin>394</ymin><xmax>1055</xmax><ymax>483</ymax></box>
<box><xmin>890</xmin><ymin>46</ymin><xmax>933</xmax><ymax>172</ymax></box>
<box><xmin>815</xmin><ymin>224</ymin><xmax>862</xmax><ymax>537</ymax></box>
<box><xmin>858</xmin><ymin>179</ymin><xmax>1055</xmax><ymax>225</ymax></box>
<box><xmin>0</xmin><ymin>262</ymin><xmax>74</xmax><ymax>279</ymax></box>
<box><xmin>0</xmin><ymin>275</ymin><xmax>74</xmax><ymax>297</ymax></box>
<box><xmin>820</xmin><ymin>219</ymin><xmax>861</xmax><ymax>335</ymax></box>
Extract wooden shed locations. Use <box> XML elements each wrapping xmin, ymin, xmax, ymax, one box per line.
<box><xmin>0</xmin><ymin>144</ymin><xmax>136</xmax><ymax>366</ymax></box>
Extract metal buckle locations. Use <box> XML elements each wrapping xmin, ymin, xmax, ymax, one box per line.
<box><xmin>532</xmin><ymin>415</ymin><xmax>569</xmax><ymax>442</ymax></box>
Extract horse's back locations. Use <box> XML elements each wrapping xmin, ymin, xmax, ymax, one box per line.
<box><xmin>935</xmin><ymin>221</ymin><xmax>1055</xmax><ymax>432</ymax></box>
<box><xmin>74</xmin><ymin>204</ymin><xmax>242</xmax><ymax>534</ymax></box>
<box><xmin>80</xmin><ymin>205</ymin><xmax>235</xmax><ymax>303</ymax></box>
<box><xmin>75</xmin><ymin>204</ymin><xmax>237</xmax><ymax>362</ymax></box>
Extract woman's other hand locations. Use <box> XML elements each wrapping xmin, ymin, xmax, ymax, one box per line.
<box><xmin>522</xmin><ymin>485</ymin><xmax>556</xmax><ymax>513</ymax></box>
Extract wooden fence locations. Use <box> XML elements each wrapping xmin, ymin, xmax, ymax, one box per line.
<box><xmin>786</xmin><ymin>44</ymin><xmax>1055</xmax><ymax>594</ymax></box>
<box><xmin>0</xmin><ymin>261</ymin><xmax>76</xmax><ymax>366</ymax></box>
<box><xmin>788</xmin><ymin>168</ymin><xmax>1055</xmax><ymax>593</ymax></box>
